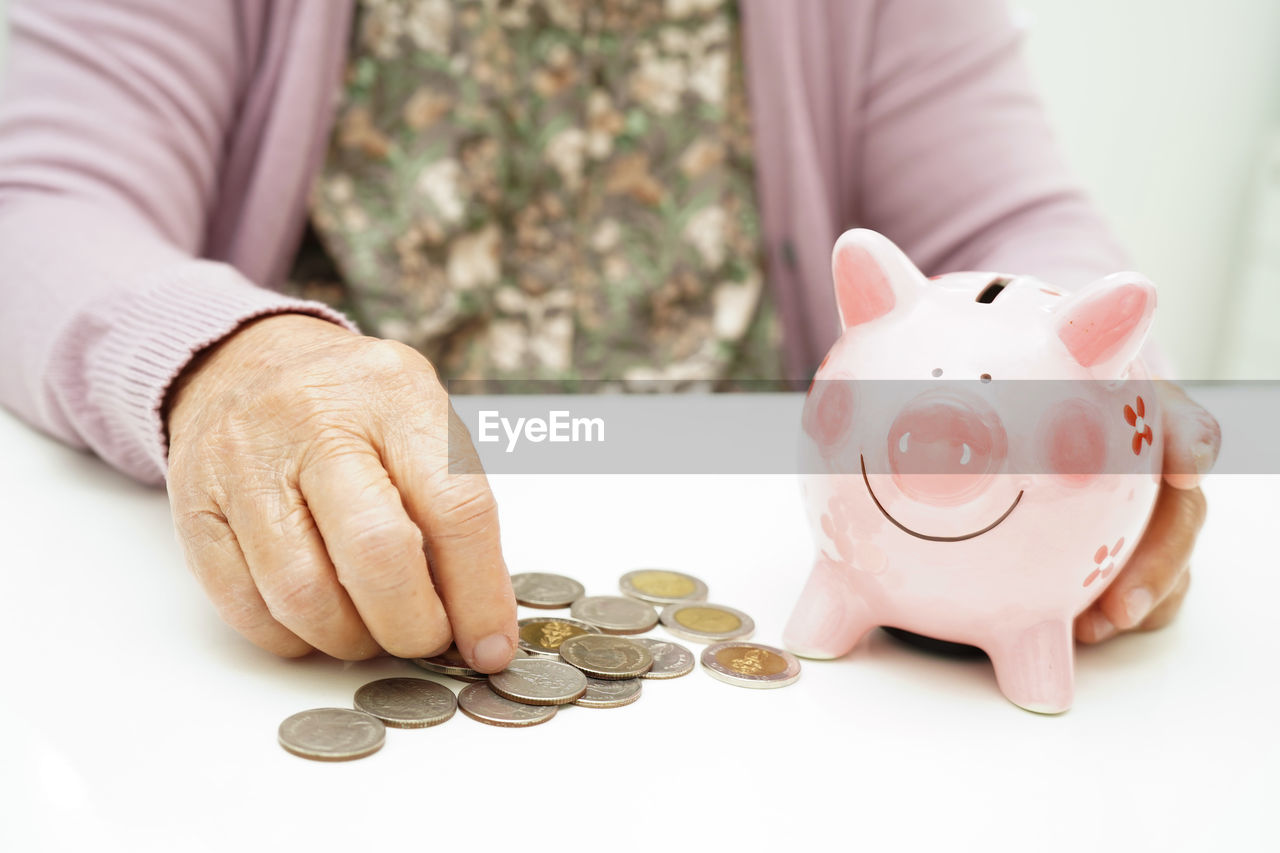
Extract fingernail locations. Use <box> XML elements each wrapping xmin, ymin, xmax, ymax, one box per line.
<box><xmin>1123</xmin><ymin>587</ymin><xmax>1154</xmax><ymax>627</ymax></box>
<box><xmin>472</xmin><ymin>633</ymin><xmax>513</xmax><ymax>673</ymax></box>
<box><xmin>1192</xmin><ymin>439</ymin><xmax>1217</xmax><ymax>476</ymax></box>
<box><xmin>1089</xmin><ymin>611</ymin><xmax>1116</xmax><ymax>642</ymax></box>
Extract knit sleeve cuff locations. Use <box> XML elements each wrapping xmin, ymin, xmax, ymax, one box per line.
<box><xmin>52</xmin><ymin>259</ymin><xmax>358</xmax><ymax>484</ymax></box>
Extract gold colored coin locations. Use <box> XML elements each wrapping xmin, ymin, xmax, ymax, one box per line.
<box><xmin>714</xmin><ymin>645</ymin><xmax>788</xmax><ymax>676</ymax></box>
<box><xmin>618</xmin><ymin>569</ymin><xmax>708</xmax><ymax>605</ymax></box>
<box><xmin>701</xmin><ymin>642</ymin><xmax>801</xmax><ymax>689</ymax></box>
<box><xmin>521</xmin><ymin>620</ymin><xmax>588</xmax><ymax>650</ymax></box>
<box><xmin>630</xmin><ymin>571</ymin><xmax>696</xmax><ymax>598</ymax></box>
<box><xmin>517</xmin><ymin>617</ymin><xmax>601</xmax><ymax>656</ymax></box>
<box><xmin>674</xmin><ymin>606</ymin><xmax>741</xmax><ymax>634</ymax></box>
<box><xmin>659</xmin><ymin>602</ymin><xmax>754</xmax><ymax>643</ymax></box>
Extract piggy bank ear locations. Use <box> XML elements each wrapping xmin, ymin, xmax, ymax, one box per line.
<box><xmin>1053</xmin><ymin>272</ymin><xmax>1156</xmax><ymax>376</ymax></box>
<box><xmin>832</xmin><ymin>229</ymin><xmax>929</xmax><ymax>331</ymax></box>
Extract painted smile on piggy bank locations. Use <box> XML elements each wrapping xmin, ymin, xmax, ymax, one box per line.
<box><xmin>786</xmin><ymin>229</ymin><xmax>1163</xmax><ymax>714</ymax></box>
<box><xmin>859</xmin><ymin>453</ymin><xmax>1024</xmax><ymax>542</ymax></box>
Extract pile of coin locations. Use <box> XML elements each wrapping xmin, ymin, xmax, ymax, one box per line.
<box><xmin>278</xmin><ymin>568</ymin><xmax>801</xmax><ymax>760</ymax></box>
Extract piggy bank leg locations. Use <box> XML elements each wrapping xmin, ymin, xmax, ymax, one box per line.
<box><xmin>783</xmin><ymin>556</ymin><xmax>876</xmax><ymax>659</ymax></box>
<box><xmin>987</xmin><ymin>620</ymin><xmax>1075</xmax><ymax>714</ymax></box>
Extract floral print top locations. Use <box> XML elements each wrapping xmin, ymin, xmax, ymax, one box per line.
<box><xmin>290</xmin><ymin>0</ymin><xmax>783</xmax><ymax>389</ymax></box>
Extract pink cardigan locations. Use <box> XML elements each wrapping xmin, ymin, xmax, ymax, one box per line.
<box><xmin>0</xmin><ymin>0</ymin><xmax>1127</xmax><ymax>485</ymax></box>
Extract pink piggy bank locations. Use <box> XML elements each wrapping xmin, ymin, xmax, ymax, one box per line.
<box><xmin>785</xmin><ymin>229</ymin><xmax>1162</xmax><ymax>713</ymax></box>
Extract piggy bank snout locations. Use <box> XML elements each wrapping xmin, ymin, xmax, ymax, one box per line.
<box><xmin>887</xmin><ymin>392</ymin><xmax>1008</xmax><ymax>505</ymax></box>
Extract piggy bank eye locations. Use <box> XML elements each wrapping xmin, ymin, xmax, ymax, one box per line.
<box><xmin>1041</xmin><ymin>399</ymin><xmax>1107</xmax><ymax>485</ymax></box>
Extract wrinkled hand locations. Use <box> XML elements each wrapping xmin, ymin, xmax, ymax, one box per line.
<box><xmin>1074</xmin><ymin>380</ymin><xmax>1221</xmax><ymax>643</ymax></box>
<box><xmin>165</xmin><ymin>314</ymin><xmax>517</xmax><ymax>671</ymax></box>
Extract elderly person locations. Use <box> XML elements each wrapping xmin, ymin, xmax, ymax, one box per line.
<box><xmin>0</xmin><ymin>0</ymin><xmax>1219</xmax><ymax>672</ymax></box>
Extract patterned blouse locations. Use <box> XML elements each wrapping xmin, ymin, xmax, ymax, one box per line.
<box><xmin>289</xmin><ymin>0</ymin><xmax>783</xmax><ymax>389</ymax></box>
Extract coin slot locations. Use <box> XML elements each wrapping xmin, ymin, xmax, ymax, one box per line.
<box><xmin>976</xmin><ymin>277</ymin><xmax>1011</xmax><ymax>303</ymax></box>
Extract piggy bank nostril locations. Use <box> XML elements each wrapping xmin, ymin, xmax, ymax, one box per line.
<box><xmin>887</xmin><ymin>393</ymin><xmax>1007</xmax><ymax>503</ymax></box>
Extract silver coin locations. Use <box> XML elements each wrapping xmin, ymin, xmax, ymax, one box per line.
<box><xmin>410</xmin><ymin>645</ymin><xmax>529</xmax><ymax>681</ymax></box>
<box><xmin>630</xmin><ymin>637</ymin><xmax>696</xmax><ymax>679</ymax></box>
<box><xmin>278</xmin><ymin>708</ymin><xmax>386</xmax><ymax>761</ymax></box>
<box><xmin>701</xmin><ymin>641</ymin><xmax>801</xmax><ymax>689</ymax></box>
<box><xmin>518</xmin><ymin>616</ymin><xmax>602</xmax><ymax>657</ymax></box>
<box><xmin>575</xmin><ymin>677</ymin><xmax>643</xmax><ymax>709</ymax></box>
<box><xmin>436</xmin><ymin>670</ymin><xmax>486</xmax><ymax>683</ymax></box>
<box><xmin>488</xmin><ymin>658</ymin><xmax>588</xmax><ymax>706</ymax></box>
<box><xmin>658</xmin><ymin>602</ymin><xmax>755</xmax><ymax>644</ymax></box>
<box><xmin>569</xmin><ymin>595</ymin><xmax>659</xmax><ymax>635</ymax></box>
<box><xmin>457</xmin><ymin>682</ymin><xmax>559</xmax><ymax>728</ymax></box>
<box><xmin>353</xmin><ymin>678</ymin><xmax>457</xmax><ymax>728</ymax></box>
<box><xmin>558</xmin><ymin>634</ymin><xmax>653</xmax><ymax>680</ymax></box>
<box><xmin>409</xmin><ymin>644</ymin><xmax>480</xmax><ymax>679</ymax></box>
<box><xmin>510</xmin><ymin>572</ymin><xmax>585</xmax><ymax>609</ymax></box>
<box><xmin>618</xmin><ymin>569</ymin><xmax>709</xmax><ymax>605</ymax></box>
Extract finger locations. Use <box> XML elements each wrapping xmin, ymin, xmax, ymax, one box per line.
<box><xmin>1073</xmin><ymin>603</ymin><xmax>1117</xmax><ymax>645</ymax></box>
<box><xmin>382</xmin><ymin>404</ymin><xmax>517</xmax><ymax>674</ymax></box>
<box><xmin>300</xmin><ymin>439</ymin><xmax>452</xmax><ymax>659</ymax></box>
<box><xmin>1156</xmin><ymin>380</ymin><xmax>1221</xmax><ymax>490</ymax></box>
<box><xmin>1139</xmin><ymin>566</ymin><xmax>1191</xmax><ymax>632</ymax></box>
<box><xmin>172</xmin><ymin>504</ymin><xmax>312</xmax><ymax>658</ymax></box>
<box><xmin>1098</xmin><ymin>484</ymin><xmax>1206</xmax><ymax>632</ymax></box>
<box><xmin>228</xmin><ymin>479</ymin><xmax>382</xmax><ymax>660</ymax></box>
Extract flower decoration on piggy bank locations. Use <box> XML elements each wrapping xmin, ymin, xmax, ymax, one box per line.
<box><xmin>786</xmin><ymin>229</ymin><xmax>1162</xmax><ymax>713</ymax></box>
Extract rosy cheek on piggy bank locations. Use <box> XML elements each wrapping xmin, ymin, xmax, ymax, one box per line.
<box><xmin>785</xmin><ymin>229</ymin><xmax>1162</xmax><ymax>714</ymax></box>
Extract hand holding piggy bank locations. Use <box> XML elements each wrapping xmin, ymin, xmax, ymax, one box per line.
<box><xmin>785</xmin><ymin>229</ymin><xmax>1163</xmax><ymax>713</ymax></box>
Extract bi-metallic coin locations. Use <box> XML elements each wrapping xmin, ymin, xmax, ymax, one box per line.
<box><xmin>558</xmin><ymin>634</ymin><xmax>653</xmax><ymax>680</ymax></box>
<box><xmin>618</xmin><ymin>569</ymin><xmax>709</xmax><ymax>605</ymax></box>
<box><xmin>278</xmin><ymin>708</ymin><xmax>386</xmax><ymax>761</ymax></box>
<box><xmin>457</xmin><ymin>682</ymin><xmax>559</xmax><ymax>728</ymax></box>
<box><xmin>570</xmin><ymin>595</ymin><xmax>659</xmax><ymax>635</ymax></box>
<box><xmin>575</xmin><ymin>677</ymin><xmax>643</xmax><ymax>709</ymax></box>
<box><xmin>518</xmin><ymin>617</ymin><xmax>602</xmax><ymax>657</ymax></box>
<box><xmin>488</xmin><ymin>658</ymin><xmax>588</xmax><ymax>706</ymax></box>
<box><xmin>510</xmin><ymin>572</ymin><xmax>586</xmax><ymax>609</ymax></box>
<box><xmin>630</xmin><ymin>637</ymin><xmax>696</xmax><ymax>679</ymax></box>
<box><xmin>701</xmin><ymin>641</ymin><xmax>801</xmax><ymax>689</ymax></box>
<box><xmin>659</xmin><ymin>602</ymin><xmax>754</xmax><ymax>644</ymax></box>
<box><xmin>353</xmin><ymin>677</ymin><xmax>457</xmax><ymax>728</ymax></box>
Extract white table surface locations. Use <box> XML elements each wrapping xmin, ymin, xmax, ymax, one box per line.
<box><xmin>0</xmin><ymin>400</ymin><xmax>1276</xmax><ymax>852</ymax></box>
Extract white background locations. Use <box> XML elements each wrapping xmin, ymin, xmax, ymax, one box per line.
<box><xmin>1015</xmin><ymin>0</ymin><xmax>1280</xmax><ymax>379</ymax></box>
<box><xmin>0</xmin><ymin>402</ymin><xmax>1277</xmax><ymax>852</ymax></box>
